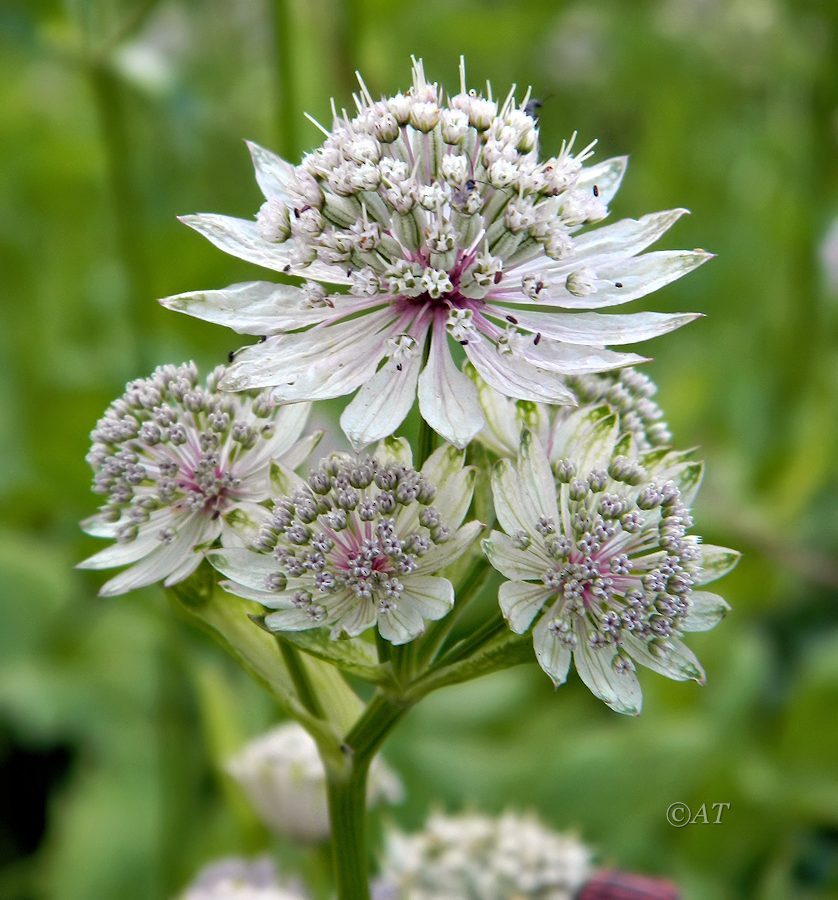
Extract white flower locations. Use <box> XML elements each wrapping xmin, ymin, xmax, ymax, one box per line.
<box><xmin>78</xmin><ymin>363</ymin><xmax>319</xmax><ymax>596</ymax></box>
<box><xmin>226</xmin><ymin>722</ymin><xmax>401</xmax><ymax>842</ymax></box>
<box><xmin>469</xmin><ymin>364</ymin><xmax>672</xmax><ymax>458</ymax></box>
<box><xmin>160</xmin><ymin>57</ymin><xmax>710</xmax><ymax>449</ymax></box>
<box><xmin>209</xmin><ymin>440</ymin><xmax>481</xmax><ymax>645</ymax></box>
<box><xmin>483</xmin><ymin>424</ymin><xmax>739</xmax><ymax>715</ymax></box>
<box><xmin>373</xmin><ymin>811</ymin><xmax>592</xmax><ymax>900</ymax></box>
<box><xmin>179</xmin><ymin>856</ymin><xmax>303</xmax><ymax>900</ymax></box>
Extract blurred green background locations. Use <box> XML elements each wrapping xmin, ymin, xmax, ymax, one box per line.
<box><xmin>1</xmin><ymin>0</ymin><xmax>837</xmax><ymax>897</ymax></box>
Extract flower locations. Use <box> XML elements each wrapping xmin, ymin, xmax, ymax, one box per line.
<box><xmin>161</xmin><ymin>57</ymin><xmax>710</xmax><ymax>449</ymax></box>
<box><xmin>179</xmin><ymin>856</ymin><xmax>304</xmax><ymax>900</ymax></box>
<box><xmin>79</xmin><ymin>362</ymin><xmax>319</xmax><ymax>596</ymax></box>
<box><xmin>483</xmin><ymin>423</ymin><xmax>739</xmax><ymax>715</ymax></box>
<box><xmin>226</xmin><ymin>722</ymin><xmax>401</xmax><ymax>842</ymax></box>
<box><xmin>469</xmin><ymin>363</ymin><xmax>672</xmax><ymax>457</ymax></box>
<box><xmin>372</xmin><ymin>811</ymin><xmax>592</xmax><ymax>900</ymax></box>
<box><xmin>209</xmin><ymin>439</ymin><xmax>480</xmax><ymax>644</ymax></box>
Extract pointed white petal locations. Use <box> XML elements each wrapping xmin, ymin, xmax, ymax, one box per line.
<box><xmin>220</xmin><ymin>308</ymin><xmax>396</xmax><ymax>395</ymax></box>
<box><xmin>265</xmin><ymin>606</ymin><xmax>324</xmax><ymax>631</ymax></box>
<box><xmin>159</xmin><ymin>281</ymin><xmax>331</xmax><ymax>335</ymax></box>
<box><xmin>487</xmin><ymin>308</ymin><xmax>701</xmax><ymax>346</ymax></box>
<box><xmin>179</xmin><ymin>213</ymin><xmax>352</xmax><ymax>283</ymax></box>
<box><xmin>419</xmin><ymin>443</ymin><xmax>465</xmax><ymax>486</ymax></box>
<box><xmin>207</xmin><ymin>548</ymin><xmax>286</xmax><ymax>592</ymax></box>
<box><xmin>246</xmin><ymin>401</ymin><xmax>312</xmax><ymax>466</ymax></box>
<box><xmin>681</xmin><ymin>591</ymin><xmax>731</xmax><ymax>632</ymax></box>
<box><xmin>482</xmin><ymin>531</ymin><xmax>548</xmax><ymax>581</ymax></box>
<box><xmin>464</xmin><ymin>339</ymin><xmax>577</xmax><ymax>404</ymax></box>
<box><xmin>623</xmin><ymin>634</ymin><xmax>705</xmax><ymax>683</ymax></box>
<box><xmin>377</xmin><ymin>599</ymin><xmax>426</xmax><ymax>645</ymax></box>
<box><xmin>331</xmin><ymin>594</ymin><xmax>378</xmax><ymax>638</ymax></box>
<box><xmin>278</xmin><ymin>429</ymin><xmax>323</xmax><ymax>471</ymax></box>
<box><xmin>269</xmin><ymin>460</ymin><xmax>308</xmax><ymax>497</ymax></box>
<box><xmin>374</xmin><ymin>435</ymin><xmax>414</xmax><ymax>468</ymax></box>
<box><xmin>417</xmin><ymin>324</ymin><xmax>484</xmax><ymax>448</ymax></box>
<box><xmin>500</xmin><ymin>581</ymin><xmax>551</xmax><ymax>634</ymax></box>
<box><xmin>523</xmin><ymin>339</ymin><xmax>648</xmax><ymax>374</ymax></box>
<box><xmin>341</xmin><ymin>336</ymin><xmax>424</xmax><ymax>447</ymax></box>
<box><xmin>98</xmin><ymin>516</ymin><xmax>210</xmax><ymax>596</ymax></box>
<box><xmin>547</xmin><ymin>405</ymin><xmax>619</xmax><ymax>472</ymax></box>
<box><xmin>571</xmin><ymin>209</ymin><xmax>689</xmax><ymax>263</ymax></box>
<box><xmin>533</xmin><ymin>612</ymin><xmax>572</xmax><ymax>685</ymax></box>
<box><xmin>398</xmin><ymin>575</ymin><xmax>454</xmax><ymax>621</ymax></box>
<box><xmin>413</xmin><ymin>521</ymin><xmax>482</xmax><ymax>575</ymax></box>
<box><xmin>574</xmin><ymin>627</ymin><xmax>642</xmax><ymax>715</ymax></box>
<box><xmin>490</xmin><ymin>459</ymin><xmax>533</xmax><ymax>537</ymax></box>
<box><xmin>518</xmin><ymin>431</ymin><xmax>560</xmax><ymax>524</ymax></box>
<box><xmin>575</xmin><ymin>156</ymin><xmax>627</xmax><ymax>205</ymax></box>
<box><xmin>540</xmin><ymin>250</ymin><xmax>713</xmax><ymax>310</ymax></box>
<box><xmin>78</xmin><ymin>532</ymin><xmax>159</xmax><ymax>569</ymax></box>
<box><xmin>246</xmin><ymin>140</ymin><xmax>296</xmax><ymax>201</ymax></box>
<box><xmin>696</xmin><ymin>545</ymin><xmax>741</xmax><ymax>584</ymax></box>
<box><xmin>465</xmin><ymin>363</ymin><xmax>541</xmax><ymax>456</ymax></box>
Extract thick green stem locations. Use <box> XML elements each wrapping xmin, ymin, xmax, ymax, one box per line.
<box><xmin>434</xmin><ymin>613</ymin><xmax>507</xmax><ymax>668</ymax></box>
<box><xmin>325</xmin><ymin>762</ymin><xmax>371</xmax><ymax>900</ymax></box>
<box><xmin>325</xmin><ymin>693</ymin><xmax>410</xmax><ymax>899</ymax></box>
<box><xmin>277</xmin><ymin>636</ymin><xmax>325</xmax><ymax>719</ymax></box>
<box><xmin>271</xmin><ymin>0</ymin><xmax>297</xmax><ymax>160</ymax></box>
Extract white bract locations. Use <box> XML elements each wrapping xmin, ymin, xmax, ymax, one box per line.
<box><xmin>373</xmin><ymin>811</ymin><xmax>591</xmax><ymax>900</ymax></box>
<box><xmin>79</xmin><ymin>363</ymin><xmax>319</xmax><ymax>596</ymax></box>
<box><xmin>226</xmin><ymin>722</ymin><xmax>401</xmax><ymax>842</ymax></box>
<box><xmin>161</xmin><ymin>57</ymin><xmax>710</xmax><ymax>449</ymax></box>
<box><xmin>483</xmin><ymin>422</ymin><xmax>739</xmax><ymax>715</ymax></box>
<box><xmin>470</xmin><ymin>363</ymin><xmax>672</xmax><ymax>458</ymax></box>
<box><xmin>209</xmin><ymin>439</ymin><xmax>481</xmax><ymax>645</ymax></box>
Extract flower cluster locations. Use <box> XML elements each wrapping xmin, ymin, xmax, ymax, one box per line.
<box><xmin>161</xmin><ymin>57</ymin><xmax>708</xmax><ymax>448</ymax></box>
<box><xmin>470</xmin><ymin>362</ymin><xmax>672</xmax><ymax>458</ymax></box>
<box><xmin>484</xmin><ymin>421</ymin><xmax>739</xmax><ymax>714</ymax></box>
<box><xmin>179</xmin><ymin>857</ymin><xmax>303</xmax><ymax>900</ymax></box>
<box><xmin>79</xmin><ymin>363</ymin><xmax>318</xmax><ymax>596</ymax></box>
<box><xmin>209</xmin><ymin>441</ymin><xmax>480</xmax><ymax>644</ymax></box>
<box><xmin>226</xmin><ymin>723</ymin><xmax>401</xmax><ymax>842</ymax></box>
<box><xmin>373</xmin><ymin>811</ymin><xmax>591</xmax><ymax>900</ymax></box>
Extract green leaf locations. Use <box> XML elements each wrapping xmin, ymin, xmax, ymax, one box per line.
<box><xmin>253</xmin><ymin>618</ymin><xmax>394</xmax><ymax>686</ymax></box>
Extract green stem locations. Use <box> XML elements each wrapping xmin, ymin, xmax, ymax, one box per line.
<box><xmin>271</xmin><ymin>0</ymin><xmax>297</xmax><ymax>160</ymax></box>
<box><xmin>434</xmin><ymin>613</ymin><xmax>507</xmax><ymax>668</ymax></box>
<box><xmin>418</xmin><ymin>555</ymin><xmax>493</xmax><ymax>665</ymax></box>
<box><xmin>325</xmin><ymin>693</ymin><xmax>410</xmax><ymax>899</ymax></box>
<box><xmin>325</xmin><ymin>761</ymin><xmax>371</xmax><ymax>900</ymax></box>
<box><xmin>277</xmin><ymin>636</ymin><xmax>325</xmax><ymax>719</ymax></box>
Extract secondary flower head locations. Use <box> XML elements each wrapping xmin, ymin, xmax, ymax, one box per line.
<box><xmin>226</xmin><ymin>722</ymin><xmax>401</xmax><ymax>843</ymax></box>
<box><xmin>179</xmin><ymin>857</ymin><xmax>303</xmax><ymax>900</ymax></box>
<box><xmin>79</xmin><ymin>362</ymin><xmax>318</xmax><ymax>596</ymax></box>
<box><xmin>161</xmin><ymin>57</ymin><xmax>709</xmax><ymax>449</ymax></box>
<box><xmin>483</xmin><ymin>421</ymin><xmax>739</xmax><ymax>714</ymax></box>
<box><xmin>373</xmin><ymin>811</ymin><xmax>592</xmax><ymax>900</ymax></box>
<box><xmin>209</xmin><ymin>440</ymin><xmax>481</xmax><ymax>644</ymax></box>
<box><xmin>470</xmin><ymin>363</ymin><xmax>672</xmax><ymax>458</ymax></box>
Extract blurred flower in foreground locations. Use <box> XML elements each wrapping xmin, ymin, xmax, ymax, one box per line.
<box><xmin>226</xmin><ymin>722</ymin><xmax>401</xmax><ymax>842</ymax></box>
<box><xmin>79</xmin><ymin>363</ymin><xmax>319</xmax><ymax>596</ymax></box>
<box><xmin>470</xmin><ymin>363</ymin><xmax>671</xmax><ymax>457</ymax></box>
<box><xmin>179</xmin><ymin>856</ymin><xmax>303</xmax><ymax>899</ymax></box>
<box><xmin>209</xmin><ymin>440</ymin><xmax>480</xmax><ymax>644</ymax></box>
<box><xmin>161</xmin><ymin>57</ymin><xmax>708</xmax><ymax>448</ymax></box>
<box><xmin>819</xmin><ymin>216</ymin><xmax>838</xmax><ymax>295</ymax></box>
<box><xmin>484</xmin><ymin>424</ymin><xmax>739</xmax><ymax>714</ymax></box>
<box><xmin>373</xmin><ymin>810</ymin><xmax>591</xmax><ymax>899</ymax></box>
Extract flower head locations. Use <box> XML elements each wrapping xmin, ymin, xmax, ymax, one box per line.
<box><xmin>373</xmin><ymin>811</ymin><xmax>592</xmax><ymax>900</ymax></box>
<box><xmin>209</xmin><ymin>440</ymin><xmax>481</xmax><ymax>644</ymax></box>
<box><xmin>470</xmin><ymin>363</ymin><xmax>672</xmax><ymax>458</ymax></box>
<box><xmin>161</xmin><ymin>58</ymin><xmax>709</xmax><ymax>448</ymax></box>
<box><xmin>79</xmin><ymin>362</ymin><xmax>318</xmax><ymax>596</ymax></box>
<box><xmin>179</xmin><ymin>857</ymin><xmax>303</xmax><ymax>900</ymax></box>
<box><xmin>483</xmin><ymin>423</ymin><xmax>739</xmax><ymax>714</ymax></box>
<box><xmin>226</xmin><ymin>722</ymin><xmax>401</xmax><ymax>842</ymax></box>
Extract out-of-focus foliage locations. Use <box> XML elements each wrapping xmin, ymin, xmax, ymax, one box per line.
<box><xmin>0</xmin><ymin>1</ymin><xmax>836</xmax><ymax>898</ymax></box>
